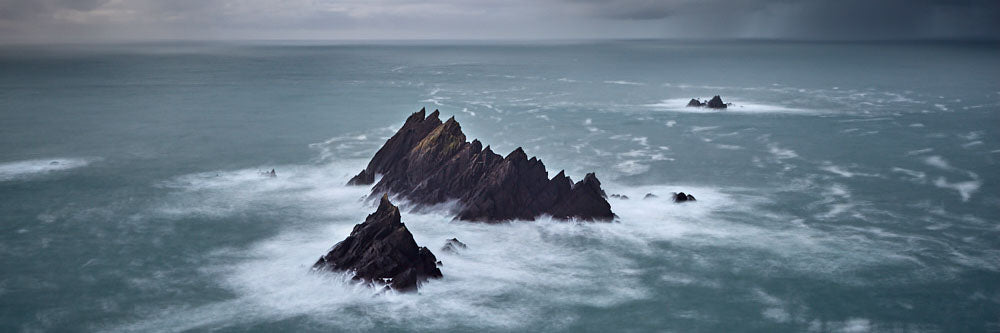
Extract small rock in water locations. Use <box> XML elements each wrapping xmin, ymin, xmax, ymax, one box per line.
<box><xmin>684</xmin><ymin>95</ymin><xmax>729</xmax><ymax>109</ymax></box>
<box><xmin>441</xmin><ymin>238</ymin><xmax>467</xmax><ymax>253</ymax></box>
<box><xmin>673</xmin><ymin>192</ymin><xmax>697</xmax><ymax>203</ymax></box>
<box><xmin>706</xmin><ymin>95</ymin><xmax>727</xmax><ymax>109</ymax></box>
<box><xmin>49</xmin><ymin>161</ymin><xmax>60</xmax><ymax>165</ymax></box>
<box><xmin>643</xmin><ymin>193</ymin><xmax>658</xmax><ymax>199</ymax></box>
<box><xmin>610</xmin><ymin>194</ymin><xmax>630</xmax><ymax>200</ymax></box>
<box><xmin>312</xmin><ymin>195</ymin><xmax>442</xmax><ymax>292</ymax></box>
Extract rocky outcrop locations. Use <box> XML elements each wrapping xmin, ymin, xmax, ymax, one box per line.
<box><xmin>684</xmin><ymin>95</ymin><xmax>729</xmax><ymax>109</ymax></box>
<box><xmin>312</xmin><ymin>195</ymin><xmax>442</xmax><ymax>292</ymax></box>
<box><xmin>610</xmin><ymin>194</ymin><xmax>629</xmax><ymax>200</ymax></box>
<box><xmin>643</xmin><ymin>193</ymin><xmax>658</xmax><ymax>199</ymax></box>
<box><xmin>441</xmin><ymin>238</ymin><xmax>467</xmax><ymax>253</ymax></box>
<box><xmin>673</xmin><ymin>192</ymin><xmax>696</xmax><ymax>203</ymax></box>
<box><xmin>347</xmin><ymin>108</ymin><xmax>615</xmax><ymax>223</ymax></box>
<box><xmin>706</xmin><ymin>95</ymin><xmax>727</xmax><ymax>109</ymax></box>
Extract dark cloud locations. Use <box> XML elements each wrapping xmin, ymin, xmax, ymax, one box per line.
<box><xmin>0</xmin><ymin>0</ymin><xmax>997</xmax><ymax>42</ymax></box>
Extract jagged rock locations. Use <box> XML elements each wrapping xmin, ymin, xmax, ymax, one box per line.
<box><xmin>686</xmin><ymin>99</ymin><xmax>705</xmax><ymax>107</ymax></box>
<box><xmin>706</xmin><ymin>95</ymin><xmax>727</xmax><ymax>109</ymax></box>
<box><xmin>347</xmin><ymin>108</ymin><xmax>615</xmax><ymax>222</ymax></box>
<box><xmin>610</xmin><ymin>194</ymin><xmax>629</xmax><ymax>200</ymax></box>
<box><xmin>312</xmin><ymin>195</ymin><xmax>442</xmax><ymax>292</ymax></box>
<box><xmin>643</xmin><ymin>193</ymin><xmax>658</xmax><ymax>199</ymax></box>
<box><xmin>441</xmin><ymin>238</ymin><xmax>467</xmax><ymax>253</ymax></box>
<box><xmin>673</xmin><ymin>192</ymin><xmax>697</xmax><ymax>203</ymax></box>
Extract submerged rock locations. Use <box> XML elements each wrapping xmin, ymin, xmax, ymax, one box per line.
<box><xmin>643</xmin><ymin>193</ymin><xmax>658</xmax><ymax>199</ymax></box>
<box><xmin>673</xmin><ymin>192</ymin><xmax>697</xmax><ymax>203</ymax></box>
<box><xmin>706</xmin><ymin>95</ymin><xmax>727</xmax><ymax>109</ymax></box>
<box><xmin>610</xmin><ymin>194</ymin><xmax>629</xmax><ymax>200</ymax></box>
<box><xmin>347</xmin><ymin>108</ymin><xmax>615</xmax><ymax>222</ymax></box>
<box><xmin>312</xmin><ymin>195</ymin><xmax>442</xmax><ymax>292</ymax></box>
<box><xmin>686</xmin><ymin>98</ymin><xmax>705</xmax><ymax>107</ymax></box>
<box><xmin>441</xmin><ymin>238</ymin><xmax>467</xmax><ymax>253</ymax></box>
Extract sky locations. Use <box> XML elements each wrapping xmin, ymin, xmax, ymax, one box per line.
<box><xmin>1</xmin><ymin>0</ymin><xmax>999</xmax><ymax>42</ymax></box>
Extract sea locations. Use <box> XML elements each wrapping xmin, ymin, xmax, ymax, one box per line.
<box><xmin>1</xmin><ymin>40</ymin><xmax>998</xmax><ymax>332</ymax></box>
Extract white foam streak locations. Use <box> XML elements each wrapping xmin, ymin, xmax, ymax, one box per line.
<box><xmin>647</xmin><ymin>98</ymin><xmax>817</xmax><ymax>114</ymax></box>
<box><xmin>0</xmin><ymin>158</ymin><xmax>91</xmax><ymax>181</ymax></box>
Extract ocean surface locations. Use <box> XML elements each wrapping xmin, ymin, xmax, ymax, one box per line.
<box><xmin>1</xmin><ymin>40</ymin><xmax>998</xmax><ymax>332</ymax></box>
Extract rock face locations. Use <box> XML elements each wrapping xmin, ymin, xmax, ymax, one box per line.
<box><xmin>686</xmin><ymin>98</ymin><xmax>705</xmax><ymax>107</ymax></box>
<box><xmin>312</xmin><ymin>195</ymin><xmax>442</xmax><ymax>292</ymax></box>
<box><xmin>673</xmin><ymin>192</ymin><xmax>697</xmax><ymax>203</ymax></box>
<box><xmin>348</xmin><ymin>108</ymin><xmax>615</xmax><ymax>222</ymax></box>
<box><xmin>706</xmin><ymin>95</ymin><xmax>727</xmax><ymax>109</ymax></box>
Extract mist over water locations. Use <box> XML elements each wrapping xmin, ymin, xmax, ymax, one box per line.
<box><xmin>1</xmin><ymin>41</ymin><xmax>998</xmax><ymax>332</ymax></box>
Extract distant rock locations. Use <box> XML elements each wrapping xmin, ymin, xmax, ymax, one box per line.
<box><xmin>312</xmin><ymin>195</ymin><xmax>442</xmax><ymax>292</ymax></box>
<box><xmin>673</xmin><ymin>192</ymin><xmax>697</xmax><ymax>203</ymax></box>
<box><xmin>643</xmin><ymin>193</ymin><xmax>658</xmax><ymax>199</ymax></box>
<box><xmin>706</xmin><ymin>95</ymin><xmax>727</xmax><ymax>109</ymax></box>
<box><xmin>686</xmin><ymin>99</ymin><xmax>705</xmax><ymax>107</ymax></box>
<box><xmin>347</xmin><ymin>108</ymin><xmax>615</xmax><ymax>223</ymax></box>
<box><xmin>441</xmin><ymin>238</ymin><xmax>467</xmax><ymax>253</ymax></box>
<box><xmin>683</xmin><ymin>95</ymin><xmax>729</xmax><ymax>109</ymax></box>
<box><xmin>610</xmin><ymin>194</ymin><xmax>629</xmax><ymax>200</ymax></box>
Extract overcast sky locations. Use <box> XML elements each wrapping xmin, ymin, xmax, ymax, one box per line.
<box><xmin>1</xmin><ymin>0</ymin><xmax>999</xmax><ymax>42</ymax></box>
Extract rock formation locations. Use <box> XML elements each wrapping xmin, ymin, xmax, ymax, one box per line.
<box><xmin>312</xmin><ymin>194</ymin><xmax>442</xmax><ymax>292</ymax></box>
<box><xmin>610</xmin><ymin>194</ymin><xmax>629</xmax><ymax>200</ymax></box>
<box><xmin>348</xmin><ymin>108</ymin><xmax>615</xmax><ymax>222</ymax></box>
<box><xmin>685</xmin><ymin>95</ymin><xmax>729</xmax><ymax>109</ymax></box>
<box><xmin>673</xmin><ymin>192</ymin><xmax>697</xmax><ymax>203</ymax></box>
<box><xmin>643</xmin><ymin>193</ymin><xmax>658</xmax><ymax>199</ymax></box>
<box><xmin>706</xmin><ymin>95</ymin><xmax>727</xmax><ymax>109</ymax></box>
<box><xmin>441</xmin><ymin>238</ymin><xmax>467</xmax><ymax>253</ymax></box>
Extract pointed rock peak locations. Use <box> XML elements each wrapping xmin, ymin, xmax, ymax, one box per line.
<box><xmin>404</xmin><ymin>109</ymin><xmax>427</xmax><ymax>126</ymax></box>
<box><xmin>554</xmin><ymin>170</ymin><xmax>567</xmax><ymax>179</ymax></box>
<box><xmin>470</xmin><ymin>139</ymin><xmax>483</xmax><ymax>152</ymax></box>
<box><xmin>506</xmin><ymin>147</ymin><xmax>527</xmax><ymax>161</ymax></box>
<box><xmin>440</xmin><ymin>116</ymin><xmax>463</xmax><ymax>133</ymax></box>
<box><xmin>428</xmin><ymin>109</ymin><xmax>440</xmax><ymax>121</ymax></box>
<box><xmin>582</xmin><ymin>172</ymin><xmax>601</xmax><ymax>185</ymax></box>
<box><xmin>376</xmin><ymin>194</ymin><xmax>400</xmax><ymax>217</ymax></box>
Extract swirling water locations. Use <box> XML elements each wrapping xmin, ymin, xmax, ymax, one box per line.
<box><xmin>1</xmin><ymin>41</ymin><xmax>998</xmax><ymax>332</ymax></box>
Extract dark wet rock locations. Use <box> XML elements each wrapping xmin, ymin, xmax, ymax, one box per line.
<box><xmin>686</xmin><ymin>98</ymin><xmax>705</xmax><ymax>107</ymax></box>
<box><xmin>643</xmin><ymin>193</ymin><xmax>658</xmax><ymax>199</ymax></box>
<box><xmin>706</xmin><ymin>95</ymin><xmax>727</xmax><ymax>109</ymax></box>
<box><xmin>347</xmin><ymin>169</ymin><xmax>375</xmax><ymax>185</ymax></box>
<box><xmin>441</xmin><ymin>238</ymin><xmax>467</xmax><ymax>253</ymax></box>
<box><xmin>673</xmin><ymin>192</ymin><xmax>697</xmax><ymax>203</ymax></box>
<box><xmin>347</xmin><ymin>108</ymin><xmax>615</xmax><ymax>223</ymax></box>
<box><xmin>436</xmin><ymin>260</ymin><xmax>443</xmax><ymax>266</ymax></box>
<box><xmin>312</xmin><ymin>194</ymin><xmax>442</xmax><ymax>292</ymax></box>
<box><xmin>610</xmin><ymin>194</ymin><xmax>629</xmax><ymax>200</ymax></box>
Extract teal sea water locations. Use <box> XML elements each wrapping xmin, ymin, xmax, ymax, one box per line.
<box><xmin>1</xmin><ymin>41</ymin><xmax>998</xmax><ymax>332</ymax></box>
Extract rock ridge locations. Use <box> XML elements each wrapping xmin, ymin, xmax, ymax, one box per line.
<box><xmin>348</xmin><ymin>108</ymin><xmax>615</xmax><ymax>222</ymax></box>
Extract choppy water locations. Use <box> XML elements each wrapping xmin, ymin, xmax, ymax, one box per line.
<box><xmin>1</xmin><ymin>41</ymin><xmax>998</xmax><ymax>332</ymax></box>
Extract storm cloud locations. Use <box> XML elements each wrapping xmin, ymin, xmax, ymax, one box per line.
<box><xmin>0</xmin><ymin>0</ymin><xmax>997</xmax><ymax>42</ymax></box>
